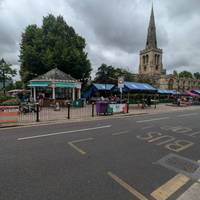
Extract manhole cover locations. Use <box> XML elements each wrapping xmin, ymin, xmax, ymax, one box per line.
<box><xmin>156</xmin><ymin>154</ymin><xmax>200</xmax><ymax>180</ymax></box>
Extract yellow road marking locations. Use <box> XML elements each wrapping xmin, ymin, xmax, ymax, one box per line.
<box><xmin>68</xmin><ymin>138</ymin><xmax>94</xmax><ymax>155</ymax></box>
<box><xmin>151</xmin><ymin>174</ymin><xmax>190</xmax><ymax>200</ymax></box>
<box><xmin>108</xmin><ymin>172</ymin><xmax>148</xmax><ymax>200</ymax></box>
<box><xmin>112</xmin><ymin>131</ymin><xmax>129</xmax><ymax>136</ymax></box>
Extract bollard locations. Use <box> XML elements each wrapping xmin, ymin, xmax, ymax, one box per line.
<box><xmin>92</xmin><ymin>102</ymin><xmax>95</xmax><ymax>117</ymax></box>
<box><xmin>127</xmin><ymin>103</ymin><xmax>129</xmax><ymax>113</ymax></box>
<box><xmin>36</xmin><ymin>103</ymin><xmax>40</xmax><ymax>122</ymax></box>
<box><xmin>67</xmin><ymin>103</ymin><xmax>71</xmax><ymax>119</ymax></box>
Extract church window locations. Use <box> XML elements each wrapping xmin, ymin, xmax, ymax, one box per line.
<box><xmin>156</xmin><ymin>65</ymin><xmax>159</xmax><ymax>70</ymax></box>
<box><xmin>144</xmin><ymin>66</ymin><xmax>147</xmax><ymax>71</ymax></box>
<box><xmin>143</xmin><ymin>56</ymin><xmax>145</xmax><ymax>64</ymax></box>
<box><xmin>157</xmin><ymin>55</ymin><xmax>160</xmax><ymax>64</ymax></box>
<box><xmin>168</xmin><ymin>79</ymin><xmax>174</xmax><ymax>90</ymax></box>
<box><xmin>146</xmin><ymin>55</ymin><xmax>149</xmax><ymax>64</ymax></box>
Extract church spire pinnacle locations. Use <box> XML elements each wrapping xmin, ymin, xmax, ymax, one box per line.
<box><xmin>146</xmin><ymin>4</ymin><xmax>157</xmax><ymax>49</ymax></box>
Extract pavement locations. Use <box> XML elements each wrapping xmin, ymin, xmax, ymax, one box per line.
<box><xmin>0</xmin><ymin>108</ymin><xmax>200</xmax><ymax>199</ymax></box>
<box><xmin>1</xmin><ymin>103</ymin><xmax>200</xmax><ymax>128</ymax></box>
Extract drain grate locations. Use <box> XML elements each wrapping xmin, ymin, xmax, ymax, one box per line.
<box><xmin>156</xmin><ymin>154</ymin><xmax>200</xmax><ymax>180</ymax></box>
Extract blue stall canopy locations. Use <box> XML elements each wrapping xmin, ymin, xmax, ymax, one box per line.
<box><xmin>192</xmin><ymin>90</ymin><xmax>200</xmax><ymax>95</ymax></box>
<box><xmin>158</xmin><ymin>89</ymin><xmax>178</xmax><ymax>95</ymax></box>
<box><xmin>124</xmin><ymin>82</ymin><xmax>157</xmax><ymax>92</ymax></box>
<box><xmin>83</xmin><ymin>83</ymin><xmax>115</xmax><ymax>98</ymax></box>
<box><xmin>93</xmin><ymin>83</ymin><xmax>115</xmax><ymax>91</ymax></box>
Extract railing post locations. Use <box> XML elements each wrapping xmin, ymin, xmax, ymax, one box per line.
<box><xmin>67</xmin><ymin>103</ymin><xmax>71</xmax><ymax>119</ymax></box>
<box><xmin>92</xmin><ymin>102</ymin><xmax>95</xmax><ymax>117</ymax></box>
<box><xmin>36</xmin><ymin>103</ymin><xmax>39</xmax><ymax>122</ymax></box>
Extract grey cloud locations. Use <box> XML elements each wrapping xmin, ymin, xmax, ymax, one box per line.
<box><xmin>0</xmin><ymin>0</ymin><xmax>200</xmax><ymax>78</ymax></box>
<box><xmin>163</xmin><ymin>0</ymin><xmax>200</xmax><ymax>19</ymax></box>
<box><xmin>68</xmin><ymin>0</ymin><xmax>168</xmax><ymax>54</ymax></box>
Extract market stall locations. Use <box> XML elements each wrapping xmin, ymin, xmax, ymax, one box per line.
<box><xmin>29</xmin><ymin>68</ymin><xmax>81</xmax><ymax>106</ymax></box>
<box><xmin>83</xmin><ymin>83</ymin><xmax>115</xmax><ymax>102</ymax></box>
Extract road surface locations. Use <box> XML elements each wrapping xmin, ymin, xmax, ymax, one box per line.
<box><xmin>0</xmin><ymin>109</ymin><xmax>200</xmax><ymax>200</ymax></box>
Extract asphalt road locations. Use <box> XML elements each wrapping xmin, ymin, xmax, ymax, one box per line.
<box><xmin>1</xmin><ymin>109</ymin><xmax>200</xmax><ymax>200</ymax></box>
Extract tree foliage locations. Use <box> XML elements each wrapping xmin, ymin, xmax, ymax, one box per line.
<box><xmin>94</xmin><ymin>64</ymin><xmax>134</xmax><ymax>84</ymax></box>
<box><xmin>178</xmin><ymin>71</ymin><xmax>193</xmax><ymax>79</ymax></box>
<box><xmin>0</xmin><ymin>58</ymin><xmax>16</xmax><ymax>81</ymax></box>
<box><xmin>173</xmin><ymin>70</ymin><xmax>178</xmax><ymax>77</ymax></box>
<box><xmin>194</xmin><ymin>72</ymin><xmax>200</xmax><ymax>79</ymax></box>
<box><xmin>20</xmin><ymin>14</ymin><xmax>91</xmax><ymax>83</ymax></box>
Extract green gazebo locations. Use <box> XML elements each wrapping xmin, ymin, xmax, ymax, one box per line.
<box><xmin>29</xmin><ymin>68</ymin><xmax>81</xmax><ymax>103</ymax></box>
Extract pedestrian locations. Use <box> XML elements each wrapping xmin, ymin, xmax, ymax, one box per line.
<box><xmin>177</xmin><ymin>97</ymin><xmax>181</xmax><ymax>106</ymax></box>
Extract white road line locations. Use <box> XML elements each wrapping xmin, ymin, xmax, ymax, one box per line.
<box><xmin>141</xmin><ymin>125</ymin><xmax>154</xmax><ymax>130</ymax></box>
<box><xmin>186</xmin><ymin>131</ymin><xmax>200</xmax><ymax>137</ymax></box>
<box><xmin>17</xmin><ymin>125</ymin><xmax>111</xmax><ymax>141</ymax></box>
<box><xmin>112</xmin><ymin>130</ymin><xmax>129</xmax><ymax>136</ymax></box>
<box><xmin>137</xmin><ymin>117</ymin><xmax>169</xmax><ymax>123</ymax></box>
<box><xmin>178</xmin><ymin>113</ymin><xmax>198</xmax><ymax>117</ymax></box>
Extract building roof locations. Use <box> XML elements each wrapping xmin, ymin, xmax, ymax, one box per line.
<box><xmin>124</xmin><ymin>81</ymin><xmax>157</xmax><ymax>91</ymax></box>
<box><xmin>93</xmin><ymin>83</ymin><xmax>115</xmax><ymax>91</ymax></box>
<box><xmin>158</xmin><ymin>89</ymin><xmax>178</xmax><ymax>95</ymax></box>
<box><xmin>32</xmin><ymin>68</ymin><xmax>77</xmax><ymax>82</ymax></box>
<box><xmin>146</xmin><ymin>5</ymin><xmax>157</xmax><ymax>49</ymax></box>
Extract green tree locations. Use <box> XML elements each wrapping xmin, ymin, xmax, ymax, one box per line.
<box><xmin>20</xmin><ymin>14</ymin><xmax>91</xmax><ymax>84</ymax></box>
<box><xmin>0</xmin><ymin>58</ymin><xmax>16</xmax><ymax>81</ymax></box>
<box><xmin>94</xmin><ymin>64</ymin><xmax>116</xmax><ymax>84</ymax></box>
<box><xmin>0</xmin><ymin>58</ymin><xmax>16</xmax><ymax>95</ymax></box>
<box><xmin>94</xmin><ymin>64</ymin><xmax>134</xmax><ymax>84</ymax></box>
<box><xmin>173</xmin><ymin>70</ymin><xmax>178</xmax><ymax>77</ymax></box>
<box><xmin>194</xmin><ymin>72</ymin><xmax>200</xmax><ymax>79</ymax></box>
<box><xmin>179</xmin><ymin>71</ymin><xmax>193</xmax><ymax>79</ymax></box>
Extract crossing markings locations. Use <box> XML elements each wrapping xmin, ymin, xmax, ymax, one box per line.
<box><xmin>151</xmin><ymin>174</ymin><xmax>190</xmax><ymax>200</ymax></box>
<box><xmin>68</xmin><ymin>138</ymin><xmax>94</xmax><ymax>155</ymax></box>
<box><xmin>178</xmin><ymin>113</ymin><xmax>198</xmax><ymax>117</ymax></box>
<box><xmin>136</xmin><ymin>117</ymin><xmax>169</xmax><ymax>123</ymax></box>
<box><xmin>112</xmin><ymin>130</ymin><xmax>129</xmax><ymax>136</ymax></box>
<box><xmin>108</xmin><ymin>172</ymin><xmax>148</xmax><ymax>200</ymax></box>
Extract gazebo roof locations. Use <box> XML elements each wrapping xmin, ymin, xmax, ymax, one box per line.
<box><xmin>32</xmin><ymin>68</ymin><xmax>77</xmax><ymax>82</ymax></box>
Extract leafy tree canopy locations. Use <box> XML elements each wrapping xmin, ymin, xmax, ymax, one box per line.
<box><xmin>178</xmin><ymin>71</ymin><xmax>193</xmax><ymax>79</ymax></box>
<box><xmin>173</xmin><ymin>70</ymin><xmax>178</xmax><ymax>77</ymax></box>
<box><xmin>194</xmin><ymin>72</ymin><xmax>200</xmax><ymax>79</ymax></box>
<box><xmin>94</xmin><ymin>64</ymin><xmax>134</xmax><ymax>84</ymax></box>
<box><xmin>20</xmin><ymin>14</ymin><xmax>91</xmax><ymax>84</ymax></box>
<box><xmin>0</xmin><ymin>58</ymin><xmax>16</xmax><ymax>81</ymax></box>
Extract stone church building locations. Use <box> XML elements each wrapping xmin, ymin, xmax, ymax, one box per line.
<box><xmin>137</xmin><ymin>6</ymin><xmax>200</xmax><ymax>91</ymax></box>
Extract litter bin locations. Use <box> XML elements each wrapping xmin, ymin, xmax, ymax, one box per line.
<box><xmin>107</xmin><ymin>104</ymin><xmax>113</xmax><ymax>114</ymax></box>
<box><xmin>73</xmin><ymin>100</ymin><xmax>82</xmax><ymax>108</ymax></box>
<box><xmin>96</xmin><ymin>101</ymin><xmax>108</xmax><ymax>115</ymax></box>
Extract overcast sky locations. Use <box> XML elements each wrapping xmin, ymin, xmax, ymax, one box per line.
<box><xmin>0</xmin><ymin>0</ymin><xmax>200</xmax><ymax>79</ymax></box>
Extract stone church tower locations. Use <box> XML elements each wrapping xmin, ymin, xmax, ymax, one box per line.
<box><xmin>139</xmin><ymin>6</ymin><xmax>164</xmax><ymax>75</ymax></box>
